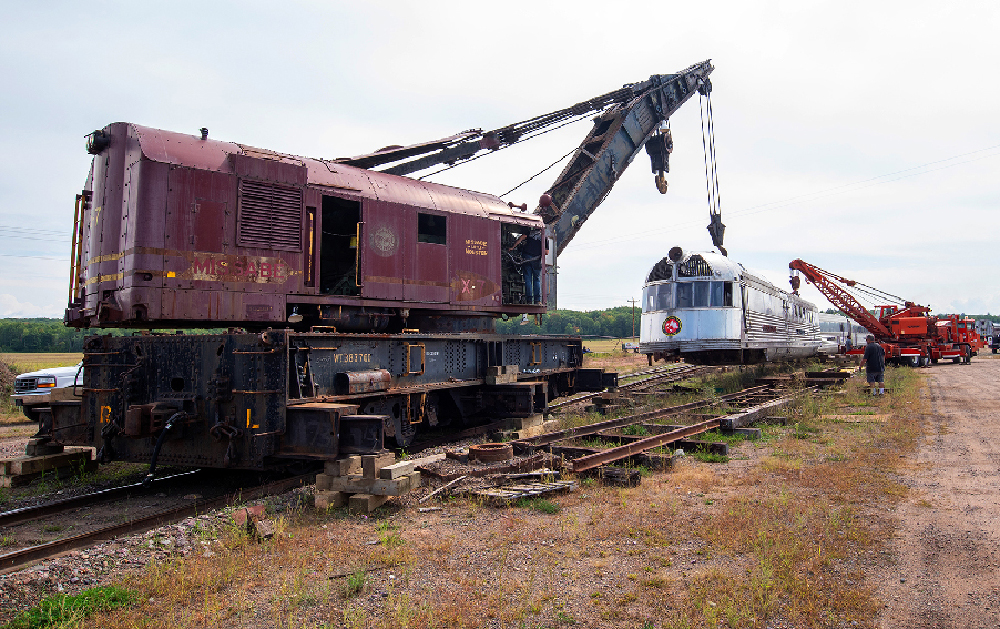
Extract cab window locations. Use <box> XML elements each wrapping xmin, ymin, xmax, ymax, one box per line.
<box><xmin>417</xmin><ymin>213</ymin><xmax>446</xmax><ymax>244</ymax></box>
<box><xmin>676</xmin><ymin>282</ymin><xmax>693</xmax><ymax>308</ymax></box>
<box><xmin>694</xmin><ymin>282</ymin><xmax>710</xmax><ymax>307</ymax></box>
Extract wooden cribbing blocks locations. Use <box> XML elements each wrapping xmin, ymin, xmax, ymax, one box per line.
<box><xmin>349</xmin><ymin>494</ymin><xmax>389</xmax><ymax>513</ymax></box>
<box><xmin>362</xmin><ymin>453</ymin><xmax>396</xmax><ymax>478</ymax></box>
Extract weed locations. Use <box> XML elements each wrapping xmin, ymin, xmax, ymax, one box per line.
<box><xmin>516</xmin><ymin>497</ymin><xmax>561</xmax><ymax>514</ymax></box>
<box><xmin>555</xmin><ymin>610</ymin><xmax>576</xmax><ymax>624</ymax></box>
<box><xmin>792</xmin><ymin>421</ymin><xmax>821</xmax><ymax>439</ymax></box>
<box><xmin>342</xmin><ymin>568</ymin><xmax>366</xmax><ymax>598</ymax></box>
<box><xmin>699</xmin><ymin>428</ymin><xmax>750</xmax><ymax>445</ymax></box>
<box><xmin>0</xmin><ymin>534</ymin><xmax>15</xmax><ymax>548</ymax></box>
<box><xmin>4</xmin><ymin>585</ymin><xmax>137</xmax><ymax>628</ymax></box>
<box><xmin>622</xmin><ymin>424</ymin><xmax>649</xmax><ymax>437</ymax></box>
<box><xmin>691</xmin><ymin>451</ymin><xmax>729</xmax><ymax>464</ymax></box>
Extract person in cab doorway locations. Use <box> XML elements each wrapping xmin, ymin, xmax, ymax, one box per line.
<box><xmin>509</xmin><ymin>229</ymin><xmax>547</xmax><ymax>305</ymax></box>
<box><xmin>860</xmin><ymin>335</ymin><xmax>886</xmax><ymax>395</ymax></box>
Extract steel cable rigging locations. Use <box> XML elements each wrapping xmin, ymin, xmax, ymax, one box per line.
<box><xmin>699</xmin><ymin>86</ymin><xmax>726</xmax><ymax>256</ymax></box>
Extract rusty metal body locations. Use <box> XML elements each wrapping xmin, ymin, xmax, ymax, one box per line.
<box><xmin>46</xmin><ymin>330</ymin><xmax>593</xmax><ymax>469</ymax></box>
<box><xmin>66</xmin><ymin>124</ymin><xmax>547</xmax><ymax>331</ymax></box>
<box><xmin>55</xmin><ymin>61</ymin><xmax>716</xmax><ymax>471</ymax></box>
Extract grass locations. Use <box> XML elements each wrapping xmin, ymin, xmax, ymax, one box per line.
<box><xmin>23</xmin><ymin>364</ymin><xmax>925</xmax><ymax>629</ymax></box>
<box><xmin>516</xmin><ymin>497</ymin><xmax>561</xmax><ymax>514</ymax></box>
<box><xmin>689</xmin><ymin>451</ymin><xmax>729</xmax><ymax>464</ymax></box>
<box><xmin>0</xmin><ymin>353</ymin><xmax>83</xmax><ymax>373</ymax></box>
<box><xmin>2</xmin><ymin>585</ymin><xmax>137</xmax><ymax>629</ymax></box>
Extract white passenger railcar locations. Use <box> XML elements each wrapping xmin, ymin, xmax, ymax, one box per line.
<box><xmin>640</xmin><ymin>248</ymin><xmax>821</xmax><ymax>364</ymax></box>
<box><xmin>816</xmin><ymin>312</ymin><xmax>870</xmax><ymax>354</ymax></box>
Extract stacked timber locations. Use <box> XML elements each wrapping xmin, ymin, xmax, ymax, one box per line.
<box><xmin>0</xmin><ymin>445</ymin><xmax>96</xmax><ymax>488</ymax></box>
<box><xmin>314</xmin><ymin>453</ymin><xmax>441</xmax><ymax>513</ymax></box>
<box><xmin>585</xmin><ymin>390</ymin><xmax>625</xmax><ymax>415</ymax></box>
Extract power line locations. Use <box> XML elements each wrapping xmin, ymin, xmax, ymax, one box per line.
<box><xmin>0</xmin><ymin>253</ymin><xmax>69</xmax><ymax>261</ymax></box>
<box><xmin>567</xmin><ymin>143</ymin><xmax>1000</xmax><ymax>252</ymax></box>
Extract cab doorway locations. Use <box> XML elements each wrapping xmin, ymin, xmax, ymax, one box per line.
<box><xmin>320</xmin><ymin>196</ymin><xmax>361</xmax><ymax>296</ymax></box>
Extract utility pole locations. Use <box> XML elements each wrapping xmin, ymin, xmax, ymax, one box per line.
<box><xmin>628</xmin><ymin>298</ymin><xmax>638</xmax><ymax>342</ymax></box>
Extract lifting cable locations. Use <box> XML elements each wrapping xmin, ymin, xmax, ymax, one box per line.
<box><xmin>699</xmin><ymin>88</ymin><xmax>725</xmax><ymax>255</ymax></box>
<box><xmin>416</xmin><ymin>111</ymin><xmax>597</xmax><ymax>182</ymax></box>
<box><xmin>498</xmin><ymin>145</ymin><xmax>579</xmax><ymax>198</ymax></box>
<box><xmin>811</xmin><ymin>264</ymin><xmax>907</xmax><ymax>307</ymax></box>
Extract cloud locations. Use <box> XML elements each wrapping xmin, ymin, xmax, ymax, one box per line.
<box><xmin>0</xmin><ymin>294</ymin><xmax>61</xmax><ymax>318</ymax></box>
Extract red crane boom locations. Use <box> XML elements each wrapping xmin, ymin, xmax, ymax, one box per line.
<box><xmin>787</xmin><ymin>259</ymin><xmax>890</xmax><ymax>337</ymax></box>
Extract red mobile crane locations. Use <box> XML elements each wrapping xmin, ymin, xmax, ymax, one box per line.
<box><xmin>788</xmin><ymin>259</ymin><xmax>979</xmax><ymax>366</ymax></box>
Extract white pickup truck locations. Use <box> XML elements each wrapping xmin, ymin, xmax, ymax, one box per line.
<box><xmin>12</xmin><ymin>362</ymin><xmax>83</xmax><ymax>422</ymax></box>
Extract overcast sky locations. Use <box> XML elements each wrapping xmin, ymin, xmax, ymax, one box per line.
<box><xmin>1</xmin><ymin>1</ymin><xmax>998</xmax><ymax>319</ymax></box>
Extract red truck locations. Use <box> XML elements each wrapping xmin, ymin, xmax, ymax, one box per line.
<box><xmin>788</xmin><ymin>260</ymin><xmax>981</xmax><ymax>366</ymax></box>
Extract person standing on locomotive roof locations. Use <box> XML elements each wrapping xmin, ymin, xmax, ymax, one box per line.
<box><xmin>509</xmin><ymin>229</ymin><xmax>547</xmax><ymax>305</ymax></box>
<box><xmin>860</xmin><ymin>334</ymin><xmax>886</xmax><ymax>395</ymax></box>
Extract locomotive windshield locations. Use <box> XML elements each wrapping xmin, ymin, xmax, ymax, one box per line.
<box><xmin>643</xmin><ymin>280</ymin><xmax>733</xmax><ymax>312</ymax></box>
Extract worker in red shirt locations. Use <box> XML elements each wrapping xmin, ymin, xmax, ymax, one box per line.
<box><xmin>860</xmin><ymin>335</ymin><xmax>886</xmax><ymax>395</ymax></box>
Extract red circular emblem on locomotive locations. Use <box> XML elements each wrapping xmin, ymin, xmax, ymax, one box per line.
<box><xmin>662</xmin><ymin>316</ymin><xmax>682</xmax><ymax>336</ymax></box>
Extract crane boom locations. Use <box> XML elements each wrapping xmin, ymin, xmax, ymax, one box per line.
<box><xmin>337</xmin><ymin>61</ymin><xmax>716</xmax><ymax>256</ymax></box>
<box><xmin>535</xmin><ymin>61</ymin><xmax>714</xmax><ymax>255</ymax></box>
<box><xmin>788</xmin><ymin>259</ymin><xmax>891</xmax><ymax>337</ymax></box>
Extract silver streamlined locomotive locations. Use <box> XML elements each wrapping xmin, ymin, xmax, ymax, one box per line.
<box><xmin>640</xmin><ymin>248</ymin><xmax>821</xmax><ymax>365</ymax></box>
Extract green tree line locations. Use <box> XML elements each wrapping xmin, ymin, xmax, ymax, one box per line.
<box><xmin>0</xmin><ymin>319</ymin><xmax>88</xmax><ymax>352</ymax></box>
<box><xmin>4</xmin><ymin>308</ymin><xmax>995</xmax><ymax>352</ymax></box>
<box><xmin>496</xmin><ymin>306</ymin><xmax>643</xmax><ymax>337</ymax></box>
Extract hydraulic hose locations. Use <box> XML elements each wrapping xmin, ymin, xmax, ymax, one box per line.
<box><xmin>142</xmin><ymin>412</ymin><xmax>186</xmax><ymax>487</ymax></box>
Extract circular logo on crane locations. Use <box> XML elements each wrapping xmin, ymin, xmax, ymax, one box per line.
<box><xmin>662</xmin><ymin>316</ymin><xmax>682</xmax><ymax>336</ymax></box>
<box><xmin>369</xmin><ymin>225</ymin><xmax>399</xmax><ymax>257</ymax></box>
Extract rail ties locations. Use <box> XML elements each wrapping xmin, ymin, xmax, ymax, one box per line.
<box><xmin>0</xmin><ymin>470</ymin><xmax>201</xmax><ymax>529</ymax></box>
<box><xmin>0</xmin><ymin>473</ymin><xmax>313</xmax><ymax>573</ymax></box>
<box><xmin>546</xmin><ymin>364</ymin><xmax>707</xmax><ymax>412</ymax></box>
<box><xmin>517</xmin><ymin>383</ymin><xmax>802</xmax><ymax>473</ymax></box>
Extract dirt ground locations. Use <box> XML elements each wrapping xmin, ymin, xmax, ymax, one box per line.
<box><xmin>875</xmin><ymin>357</ymin><xmax>1000</xmax><ymax>628</ymax></box>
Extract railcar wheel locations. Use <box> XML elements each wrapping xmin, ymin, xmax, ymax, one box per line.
<box><xmin>908</xmin><ymin>356</ymin><xmax>920</xmax><ymax>368</ymax></box>
<box><xmin>469</xmin><ymin>443</ymin><xmax>514</xmax><ymax>463</ymax></box>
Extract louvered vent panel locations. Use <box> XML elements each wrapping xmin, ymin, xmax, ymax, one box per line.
<box><xmin>238</xmin><ymin>180</ymin><xmax>302</xmax><ymax>250</ymax></box>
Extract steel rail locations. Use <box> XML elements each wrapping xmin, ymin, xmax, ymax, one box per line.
<box><xmin>569</xmin><ymin>387</ymin><xmax>806</xmax><ymax>471</ymax></box>
<box><xmin>570</xmin><ymin>418</ymin><xmax>723</xmax><ymax>472</ymax></box>
<box><xmin>519</xmin><ymin>385</ymin><xmax>770</xmax><ymax>448</ymax></box>
<box><xmin>546</xmin><ymin>365</ymin><xmax>707</xmax><ymax>412</ymax></box>
<box><xmin>0</xmin><ymin>473</ymin><xmax>313</xmax><ymax>573</ymax></box>
<box><xmin>0</xmin><ymin>470</ymin><xmax>201</xmax><ymax>529</ymax></box>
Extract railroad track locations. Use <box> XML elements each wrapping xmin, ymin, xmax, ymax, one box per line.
<box><xmin>0</xmin><ymin>470</ymin><xmax>201</xmax><ymax>529</ymax></box>
<box><xmin>514</xmin><ymin>383</ymin><xmax>810</xmax><ymax>472</ymax></box>
<box><xmin>547</xmin><ymin>364</ymin><xmax>711</xmax><ymax>411</ymax></box>
<box><xmin>0</xmin><ymin>472</ymin><xmax>314</xmax><ymax>573</ymax></box>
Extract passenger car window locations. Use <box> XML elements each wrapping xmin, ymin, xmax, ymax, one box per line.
<box><xmin>676</xmin><ymin>282</ymin><xmax>693</xmax><ymax>308</ymax></box>
<box><xmin>657</xmin><ymin>284</ymin><xmax>672</xmax><ymax>310</ymax></box>
<box><xmin>694</xmin><ymin>282</ymin><xmax>710</xmax><ymax>307</ymax></box>
<box><xmin>643</xmin><ymin>285</ymin><xmax>657</xmax><ymax>313</ymax></box>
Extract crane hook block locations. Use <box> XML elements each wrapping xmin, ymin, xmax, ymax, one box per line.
<box><xmin>644</xmin><ymin>130</ymin><xmax>673</xmax><ymax>175</ymax></box>
<box><xmin>707</xmin><ymin>213</ymin><xmax>726</xmax><ymax>256</ymax></box>
<box><xmin>654</xmin><ymin>173</ymin><xmax>668</xmax><ymax>194</ymax></box>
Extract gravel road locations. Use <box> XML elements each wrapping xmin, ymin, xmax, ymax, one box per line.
<box><xmin>877</xmin><ymin>357</ymin><xmax>1000</xmax><ymax>628</ymax></box>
